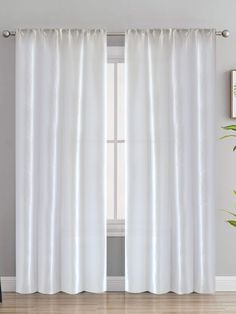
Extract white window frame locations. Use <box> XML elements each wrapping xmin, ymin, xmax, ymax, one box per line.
<box><xmin>107</xmin><ymin>47</ymin><xmax>125</xmax><ymax>237</ymax></box>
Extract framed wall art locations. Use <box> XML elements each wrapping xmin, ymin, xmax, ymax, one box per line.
<box><xmin>231</xmin><ymin>70</ymin><xmax>236</xmax><ymax>118</ymax></box>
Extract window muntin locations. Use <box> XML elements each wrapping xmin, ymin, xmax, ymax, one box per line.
<box><xmin>107</xmin><ymin>49</ymin><xmax>125</xmax><ymax>235</ymax></box>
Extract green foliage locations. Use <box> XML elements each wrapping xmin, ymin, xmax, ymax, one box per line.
<box><xmin>221</xmin><ymin>125</ymin><xmax>236</xmax><ymax>151</ymax></box>
<box><xmin>227</xmin><ymin>220</ymin><xmax>236</xmax><ymax>227</ymax></box>
<box><xmin>222</xmin><ymin>206</ymin><xmax>236</xmax><ymax>228</ymax></box>
<box><xmin>220</xmin><ymin>135</ymin><xmax>236</xmax><ymax>140</ymax></box>
<box><xmin>222</xmin><ymin>125</ymin><xmax>236</xmax><ymax>131</ymax></box>
<box><xmin>221</xmin><ymin>126</ymin><xmax>236</xmax><ymax>228</ymax></box>
<box><xmin>222</xmin><ymin>209</ymin><xmax>236</xmax><ymax>217</ymax></box>
<box><xmin>222</xmin><ymin>208</ymin><xmax>236</xmax><ymax>229</ymax></box>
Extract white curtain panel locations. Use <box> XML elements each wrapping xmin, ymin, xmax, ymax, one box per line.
<box><xmin>125</xmin><ymin>29</ymin><xmax>215</xmax><ymax>294</ymax></box>
<box><xmin>16</xmin><ymin>29</ymin><xmax>107</xmax><ymax>294</ymax></box>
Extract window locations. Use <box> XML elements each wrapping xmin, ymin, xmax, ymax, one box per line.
<box><xmin>107</xmin><ymin>47</ymin><xmax>125</xmax><ymax>236</ymax></box>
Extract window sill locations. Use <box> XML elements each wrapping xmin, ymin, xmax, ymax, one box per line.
<box><xmin>107</xmin><ymin>220</ymin><xmax>125</xmax><ymax>237</ymax></box>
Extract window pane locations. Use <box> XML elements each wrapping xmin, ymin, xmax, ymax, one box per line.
<box><xmin>117</xmin><ymin>143</ymin><xmax>125</xmax><ymax>219</ymax></box>
<box><xmin>117</xmin><ymin>63</ymin><xmax>124</xmax><ymax>140</ymax></box>
<box><xmin>107</xmin><ymin>63</ymin><xmax>114</xmax><ymax>140</ymax></box>
<box><xmin>107</xmin><ymin>143</ymin><xmax>114</xmax><ymax>219</ymax></box>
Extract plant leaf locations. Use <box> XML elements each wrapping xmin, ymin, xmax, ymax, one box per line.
<box><xmin>219</xmin><ymin>135</ymin><xmax>236</xmax><ymax>140</ymax></box>
<box><xmin>222</xmin><ymin>125</ymin><xmax>236</xmax><ymax>131</ymax></box>
<box><xmin>222</xmin><ymin>209</ymin><xmax>236</xmax><ymax>217</ymax></box>
<box><xmin>234</xmin><ymin>191</ymin><xmax>236</xmax><ymax>196</ymax></box>
<box><xmin>227</xmin><ymin>220</ymin><xmax>236</xmax><ymax>227</ymax></box>
<box><xmin>233</xmin><ymin>146</ymin><xmax>236</xmax><ymax>151</ymax></box>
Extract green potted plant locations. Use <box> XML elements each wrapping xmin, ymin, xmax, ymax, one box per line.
<box><xmin>221</xmin><ymin>125</ymin><xmax>236</xmax><ymax>227</ymax></box>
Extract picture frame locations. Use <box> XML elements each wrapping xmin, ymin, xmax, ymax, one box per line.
<box><xmin>231</xmin><ymin>70</ymin><xmax>236</xmax><ymax>118</ymax></box>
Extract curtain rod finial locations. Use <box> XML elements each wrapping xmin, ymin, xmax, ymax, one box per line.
<box><xmin>2</xmin><ymin>30</ymin><xmax>10</xmax><ymax>38</ymax></box>
<box><xmin>222</xmin><ymin>29</ymin><xmax>230</xmax><ymax>38</ymax></box>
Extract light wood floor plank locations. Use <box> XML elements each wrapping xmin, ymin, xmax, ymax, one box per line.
<box><xmin>1</xmin><ymin>292</ymin><xmax>236</xmax><ymax>313</ymax></box>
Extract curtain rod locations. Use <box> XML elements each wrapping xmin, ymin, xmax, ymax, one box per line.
<box><xmin>2</xmin><ymin>29</ymin><xmax>230</xmax><ymax>38</ymax></box>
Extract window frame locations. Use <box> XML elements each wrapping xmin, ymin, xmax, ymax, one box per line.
<box><xmin>107</xmin><ymin>47</ymin><xmax>125</xmax><ymax>237</ymax></box>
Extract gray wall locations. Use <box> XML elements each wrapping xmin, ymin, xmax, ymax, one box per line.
<box><xmin>0</xmin><ymin>0</ymin><xmax>236</xmax><ymax>276</ymax></box>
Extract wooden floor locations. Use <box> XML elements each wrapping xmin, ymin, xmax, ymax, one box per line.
<box><xmin>1</xmin><ymin>292</ymin><xmax>236</xmax><ymax>313</ymax></box>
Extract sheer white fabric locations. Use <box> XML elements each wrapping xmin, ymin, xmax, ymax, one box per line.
<box><xmin>16</xmin><ymin>29</ymin><xmax>107</xmax><ymax>294</ymax></box>
<box><xmin>125</xmin><ymin>29</ymin><xmax>215</xmax><ymax>294</ymax></box>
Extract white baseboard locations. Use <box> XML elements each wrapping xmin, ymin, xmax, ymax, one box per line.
<box><xmin>1</xmin><ymin>277</ymin><xmax>16</xmax><ymax>292</ymax></box>
<box><xmin>107</xmin><ymin>276</ymin><xmax>125</xmax><ymax>291</ymax></box>
<box><xmin>215</xmin><ymin>276</ymin><xmax>236</xmax><ymax>291</ymax></box>
<box><xmin>1</xmin><ymin>276</ymin><xmax>236</xmax><ymax>292</ymax></box>
<box><xmin>107</xmin><ymin>276</ymin><xmax>236</xmax><ymax>292</ymax></box>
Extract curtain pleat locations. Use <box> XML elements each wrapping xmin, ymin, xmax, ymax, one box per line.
<box><xmin>16</xmin><ymin>29</ymin><xmax>107</xmax><ymax>294</ymax></box>
<box><xmin>125</xmin><ymin>29</ymin><xmax>216</xmax><ymax>294</ymax></box>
